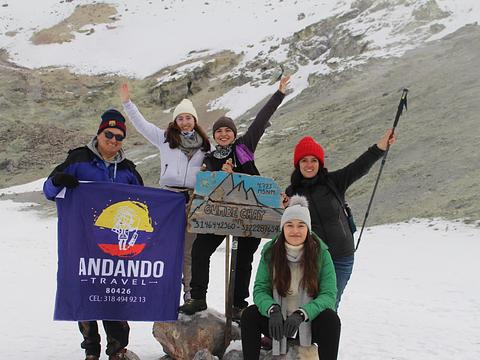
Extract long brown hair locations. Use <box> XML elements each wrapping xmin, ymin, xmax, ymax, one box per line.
<box><xmin>164</xmin><ymin>120</ymin><xmax>211</xmax><ymax>152</ymax></box>
<box><xmin>267</xmin><ymin>231</ymin><xmax>320</xmax><ymax>297</ymax></box>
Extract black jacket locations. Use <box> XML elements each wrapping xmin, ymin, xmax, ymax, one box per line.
<box><xmin>203</xmin><ymin>90</ymin><xmax>285</xmax><ymax>175</ymax></box>
<box><xmin>286</xmin><ymin>145</ymin><xmax>384</xmax><ymax>259</ymax></box>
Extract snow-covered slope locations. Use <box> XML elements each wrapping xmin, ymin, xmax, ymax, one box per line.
<box><xmin>0</xmin><ymin>0</ymin><xmax>478</xmax><ymax>78</ymax></box>
<box><xmin>1</xmin><ymin>197</ymin><xmax>479</xmax><ymax>359</ymax></box>
<box><xmin>2</xmin><ymin>0</ymin><xmax>479</xmax><ymax>117</ymax></box>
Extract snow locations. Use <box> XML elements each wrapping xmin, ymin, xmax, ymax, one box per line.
<box><xmin>0</xmin><ymin>178</ymin><xmax>46</xmax><ymax>195</ymax></box>
<box><xmin>1</xmin><ymin>1</ymin><xmax>480</xmax><ymax>355</ymax></box>
<box><xmin>0</xmin><ymin>0</ymin><xmax>347</xmax><ymax>77</ymax></box>
<box><xmin>1</xmin><ymin>1</ymin><xmax>480</xmax><ymax>118</ymax></box>
<box><xmin>1</xmin><ymin>193</ymin><xmax>479</xmax><ymax>359</ymax></box>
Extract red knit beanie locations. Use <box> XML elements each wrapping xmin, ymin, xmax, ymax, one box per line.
<box><xmin>293</xmin><ymin>136</ymin><xmax>325</xmax><ymax>167</ymax></box>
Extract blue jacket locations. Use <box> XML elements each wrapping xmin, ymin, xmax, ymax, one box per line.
<box><xmin>43</xmin><ymin>145</ymin><xmax>143</xmax><ymax>200</ymax></box>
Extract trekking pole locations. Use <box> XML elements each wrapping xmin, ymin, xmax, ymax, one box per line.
<box><xmin>224</xmin><ymin>236</ymin><xmax>239</xmax><ymax>347</ymax></box>
<box><xmin>355</xmin><ymin>89</ymin><xmax>408</xmax><ymax>251</ymax></box>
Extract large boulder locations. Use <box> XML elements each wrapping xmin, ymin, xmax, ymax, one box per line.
<box><xmin>153</xmin><ymin>309</ymin><xmax>240</xmax><ymax>360</ymax></box>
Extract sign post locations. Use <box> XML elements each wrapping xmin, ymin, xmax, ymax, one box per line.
<box><xmin>188</xmin><ymin>171</ymin><xmax>283</xmax><ymax>346</ymax></box>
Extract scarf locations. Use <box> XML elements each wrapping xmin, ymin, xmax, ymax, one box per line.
<box><xmin>212</xmin><ymin>144</ymin><xmax>233</xmax><ymax>159</ymax></box>
<box><xmin>272</xmin><ymin>242</ymin><xmax>312</xmax><ymax>356</ymax></box>
<box><xmin>178</xmin><ymin>131</ymin><xmax>203</xmax><ymax>160</ymax></box>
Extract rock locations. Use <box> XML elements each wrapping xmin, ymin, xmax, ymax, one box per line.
<box><xmin>222</xmin><ymin>349</ymin><xmax>243</xmax><ymax>360</ymax></box>
<box><xmin>263</xmin><ymin>344</ymin><xmax>318</xmax><ymax>360</ymax></box>
<box><xmin>153</xmin><ymin>309</ymin><xmax>240</xmax><ymax>360</ymax></box>
<box><xmin>224</xmin><ymin>341</ymin><xmax>318</xmax><ymax>360</ymax></box>
<box><xmin>125</xmin><ymin>349</ymin><xmax>141</xmax><ymax>360</ymax></box>
<box><xmin>193</xmin><ymin>348</ymin><xmax>218</xmax><ymax>360</ymax></box>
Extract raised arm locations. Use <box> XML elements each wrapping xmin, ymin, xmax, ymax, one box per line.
<box><xmin>242</xmin><ymin>76</ymin><xmax>289</xmax><ymax>152</ymax></box>
<box><xmin>329</xmin><ymin>129</ymin><xmax>397</xmax><ymax>193</ymax></box>
<box><xmin>120</xmin><ymin>83</ymin><xmax>165</xmax><ymax>148</ymax></box>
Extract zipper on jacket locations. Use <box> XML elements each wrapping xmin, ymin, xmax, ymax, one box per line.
<box><xmin>162</xmin><ymin>163</ymin><xmax>168</xmax><ymax>176</ymax></box>
<box><xmin>182</xmin><ymin>158</ymin><xmax>191</xmax><ymax>187</ymax></box>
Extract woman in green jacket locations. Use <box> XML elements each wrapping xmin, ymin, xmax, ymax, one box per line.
<box><xmin>241</xmin><ymin>195</ymin><xmax>341</xmax><ymax>360</ymax></box>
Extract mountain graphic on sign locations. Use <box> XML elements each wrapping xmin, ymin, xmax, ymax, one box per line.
<box><xmin>209</xmin><ymin>173</ymin><xmax>263</xmax><ymax>206</ymax></box>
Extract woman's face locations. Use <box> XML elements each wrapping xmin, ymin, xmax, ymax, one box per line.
<box><xmin>283</xmin><ymin>220</ymin><xmax>309</xmax><ymax>246</ymax></box>
<box><xmin>175</xmin><ymin>113</ymin><xmax>196</xmax><ymax>132</ymax></box>
<box><xmin>214</xmin><ymin>126</ymin><xmax>236</xmax><ymax>146</ymax></box>
<box><xmin>299</xmin><ymin>156</ymin><xmax>320</xmax><ymax>178</ymax></box>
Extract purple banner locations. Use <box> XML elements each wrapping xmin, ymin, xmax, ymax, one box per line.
<box><xmin>54</xmin><ymin>182</ymin><xmax>185</xmax><ymax>321</ymax></box>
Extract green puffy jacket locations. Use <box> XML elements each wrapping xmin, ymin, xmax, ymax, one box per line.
<box><xmin>253</xmin><ymin>232</ymin><xmax>337</xmax><ymax>320</ymax></box>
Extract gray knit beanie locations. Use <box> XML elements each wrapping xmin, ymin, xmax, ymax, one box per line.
<box><xmin>212</xmin><ymin>116</ymin><xmax>237</xmax><ymax>137</ymax></box>
<box><xmin>280</xmin><ymin>195</ymin><xmax>311</xmax><ymax>231</ymax></box>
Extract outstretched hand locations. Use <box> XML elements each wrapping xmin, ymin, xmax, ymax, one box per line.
<box><xmin>120</xmin><ymin>83</ymin><xmax>130</xmax><ymax>103</ymax></box>
<box><xmin>377</xmin><ymin>128</ymin><xmax>397</xmax><ymax>151</ymax></box>
<box><xmin>278</xmin><ymin>75</ymin><xmax>290</xmax><ymax>94</ymax></box>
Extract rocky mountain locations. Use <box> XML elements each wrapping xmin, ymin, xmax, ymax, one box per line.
<box><xmin>0</xmin><ymin>0</ymin><xmax>478</xmax><ymax>225</ymax></box>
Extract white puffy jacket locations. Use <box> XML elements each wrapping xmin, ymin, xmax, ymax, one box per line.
<box><xmin>123</xmin><ymin>100</ymin><xmax>210</xmax><ymax>189</ymax></box>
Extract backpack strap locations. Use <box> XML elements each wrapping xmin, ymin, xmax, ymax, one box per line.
<box><xmin>325</xmin><ymin>177</ymin><xmax>348</xmax><ymax>215</ymax></box>
<box><xmin>325</xmin><ymin>177</ymin><xmax>357</xmax><ymax>234</ymax></box>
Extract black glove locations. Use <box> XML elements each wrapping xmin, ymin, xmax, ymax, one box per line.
<box><xmin>268</xmin><ymin>305</ymin><xmax>284</xmax><ymax>341</ymax></box>
<box><xmin>284</xmin><ymin>310</ymin><xmax>305</xmax><ymax>338</ymax></box>
<box><xmin>51</xmin><ymin>172</ymin><xmax>79</xmax><ymax>188</ymax></box>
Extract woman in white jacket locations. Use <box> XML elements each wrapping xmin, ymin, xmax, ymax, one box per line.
<box><xmin>120</xmin><ymin>83</ymin><xmax>212</xmax><ymax>300</ymax></box>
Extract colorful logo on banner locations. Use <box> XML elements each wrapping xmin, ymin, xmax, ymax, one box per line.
<box><xmin>94</xmin><ymin>201</ymin><xmax>153</xmax><ymax>257</ymax></box>
<box><xmin>54</xmin><ymin>182</ymin><xmax>186</xmax><ymax>322</ymax></box>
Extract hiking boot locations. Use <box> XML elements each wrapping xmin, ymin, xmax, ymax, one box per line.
<box><xmin>85</xmin><ymin>356</ymin><xmax>99</xmax><ymax>360</ymax></box>
<box><xmin>232</xmin><ymin>306</ymin><xmax>246</xmax><ymax>322</ymax></box>
<box><xmin>178</xmin><ymin>298</ymin><xmax>207</xmax><ymax>315</ymax></box>
<box><xmin>108</xmin><ymin>348</ymin><xmax>127</xmax><ymax>360</ymax></box>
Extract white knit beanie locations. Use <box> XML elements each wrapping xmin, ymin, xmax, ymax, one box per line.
<box><xmin>172</xmin><ymin>99</ymin><xmax>198</xmax><ymax>122</ymax></box>
<box><xmin>280</xmin><ymin>195</ymin><xmax>311</xmax><ymax>231</ymax></box>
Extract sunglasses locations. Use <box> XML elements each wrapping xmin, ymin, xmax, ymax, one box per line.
<box><xmin>103</xmin><ymin>130</ymin><xmax>125</xmax><ymax>141</ymax></box>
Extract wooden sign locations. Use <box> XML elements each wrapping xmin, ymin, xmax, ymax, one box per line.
<box><xmin>188</xmin><ymin>171</ymin><xmax>284</xmax><ymax>238</ymax></box>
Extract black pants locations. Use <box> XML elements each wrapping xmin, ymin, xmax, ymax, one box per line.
<box><xmin>190</xmin><ymin>233</ymin><xmax>261</xmax><ymax>308</ymax></box>
<box><xmin>78</xmin><ymin>320</ymin><xmax>129</xmax><ymax>357</ymax></box>
<box><xmin>240</xmin><ymin>305</ymin><xmax>341</xmax><ymax>360</ymax></box>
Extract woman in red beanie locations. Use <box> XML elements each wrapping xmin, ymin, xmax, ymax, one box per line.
<box><xmin>285</xmin><ymin>130</ymin><xmax>396</xmax><ymax>309</ymax></box>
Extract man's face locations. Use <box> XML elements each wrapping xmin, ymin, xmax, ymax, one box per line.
<box><xmin>96</xmin><ymin>128</ymin><xmax>124</xmax><ymax>159</ymax></box>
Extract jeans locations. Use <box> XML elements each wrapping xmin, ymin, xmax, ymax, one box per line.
<box><xmin>333</xmin><ymin>255</ymin><xmax>354</xmax><ymax>309</ymax></box>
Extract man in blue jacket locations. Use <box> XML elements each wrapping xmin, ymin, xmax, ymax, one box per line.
<box><xmin>43</xmin><ymin>109</ymin><xmax>143</xmax><ymax>360</ymax></box>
